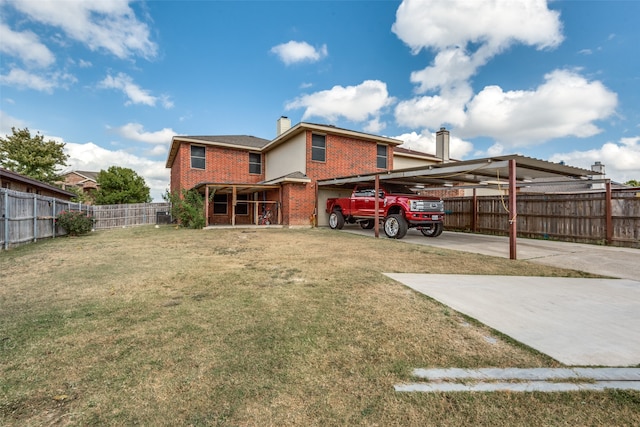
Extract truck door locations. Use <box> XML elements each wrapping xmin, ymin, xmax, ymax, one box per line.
<box><xmin>353</xmin><ymin>188</ymin><xmax>374</xmax><ymax>216</ymax></box>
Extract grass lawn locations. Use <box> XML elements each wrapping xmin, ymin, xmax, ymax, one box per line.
<box><xmin>1</xmin><ymin>226</ymin><xmax>639</xmax><ymax>426</ymax></box>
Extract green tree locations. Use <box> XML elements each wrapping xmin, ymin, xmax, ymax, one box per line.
<box><xmin>0</xmin><ymin>127</ymin><xmax>68</xmax><ymax>184</ymax></box>
<box><xmin>625</xmin><ymin>179</ymin><xmax>639</xmax><ymax>187</ymax></box>
<box><xmin>94</xmin><ymin>166</ymin><xmax>152</xmax><ymax>205</ymax></box>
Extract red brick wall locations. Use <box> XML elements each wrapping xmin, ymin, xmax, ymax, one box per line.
<box><xmin>170</xmin><ymin>143</ymin><xmax>264</xmax><ymax>192</ymax></box>
<box><xmin>281</xmin><ymin>131</ymin><xmax>392</xmax><ymax>226</ymax></box>
<box><xmin>305</xmin><ymin>131</ymin><xmax>392</xmax><ymax>182</ymax></box>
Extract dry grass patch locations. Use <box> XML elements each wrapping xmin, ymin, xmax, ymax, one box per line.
<box><xmin>1</xmin><ymin>226</ymin><xmax>638</xmax><ymax>426</ymax></box>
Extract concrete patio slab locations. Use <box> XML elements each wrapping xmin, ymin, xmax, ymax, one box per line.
<box><xmin>384</xmin><ymin>273</ymin><xmax>640</xmax><ymax>366</ymax></box>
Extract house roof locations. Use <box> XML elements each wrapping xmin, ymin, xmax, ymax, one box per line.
<box><xmin>393</xmin><ymin>146</ymin><xmax>442</xmax><ymax>162</ymax></box>
<box><xmin>263</xmin><ymin>122</ymin><xmax>403</xmax><ymax>151</ymax></box>
<box><xmin>0</xmin><ymin>167</ymin><xmax>77</xmax><ymax>198</ymax></box>
<box><xmin>165</xmin><ymin>122</ymin><xmax>404</xmax><ymax>168</ymax></box>
<box><xmin>165</xmin><ymin>135</ymin><xmax>271</xmax><ymax>168</ymax></box>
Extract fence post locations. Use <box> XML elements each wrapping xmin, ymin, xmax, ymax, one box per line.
<box><xmin>53</xmin><ymin>199</ymin><xmax>56</xmax><ymax>238</ymax></box>
<box><xmin>3</xmin><ymin>190</ymin><xmax>8</xmax><ymax>250</ymax></box>
<box><xmin>33</xmin><ymin>193</ymin><xmax>37</xmax><ymax>243</ymax></box>
<box><xmin>472</xmin><ymin>188</ymin><xmax>478</xmax><ymax>232</ymax></box>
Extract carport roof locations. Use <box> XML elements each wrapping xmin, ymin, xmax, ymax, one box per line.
<box><xmin>317</xmin><ymin>154</ymin><xmax>598</xmax><ymax>189</ymax></box>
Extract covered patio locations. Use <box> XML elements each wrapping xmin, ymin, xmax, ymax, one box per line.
<box><xmin>194</xmin><ymin>182</ymin><xmax>282</xmax><ymax>227</ymax></box>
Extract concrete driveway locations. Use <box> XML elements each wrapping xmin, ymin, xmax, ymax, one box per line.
<box><xmin>342</xmin><ymin>227</ymin><xmax>640</xmax><ymax>280</ymax></box>
<box><xmin>338</xmin><ymin>226</ymin><xmax>640</xmax><ymax>366</ymax></box>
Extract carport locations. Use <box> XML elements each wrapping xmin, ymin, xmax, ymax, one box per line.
<box><xmin>317</xmin><ymin>155</ymin><xmax>600</xmax><ymax>260</ymax></box>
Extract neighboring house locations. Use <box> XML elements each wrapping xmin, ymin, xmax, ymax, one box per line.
<box><xmin>58</xmin><ymin>170</ymin><xmax>99</xmax><ymax>201</ymax></box>
<box><xmin>0</xmin><ymin>167</ymin><xmax>76</xmax><ymax>200</ymax></box>
<box><xmin>166</xmin><ymin>117</ymin><xmax>441</xmax><ymax>227</ymax></box>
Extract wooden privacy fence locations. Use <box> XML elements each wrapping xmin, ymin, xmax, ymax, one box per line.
<box><xmin>444</xmin><ymin>188</ymin><xmax>640</xmax><ymax>248</ymax></box>
<box><xmin>1</xmin><ymin>188</ymin><xmax>171</xmax><ymax>250</ymax></box>
<box><xmin>91</xmin><ymin>203</ymin><xmax>171</xmax><ymax>230</ymax></box>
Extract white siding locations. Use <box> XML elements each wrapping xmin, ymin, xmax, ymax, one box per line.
<box><xmin>265</xmin><ymin>133</ymin><xmax>307</xmax><ymax>181</ymax></box>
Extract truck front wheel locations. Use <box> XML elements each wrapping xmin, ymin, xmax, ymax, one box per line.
<box><xmin>329</xmin><ymin>210</ymin><xmax>345</xmax><ymax>230</ymax></box>
<box><xmin>384</xmin><ymin>214</ymin><xmax>408</xmax><ymax>239</ymax></box>
<box><xmin>420</xmin><ymin>223</ymin><xmax>443</xmax><ymax>237</ymax></box>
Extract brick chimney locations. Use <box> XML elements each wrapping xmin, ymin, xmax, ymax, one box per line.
<box><xmin>277</xmin><ymin>116</ymin><xmax>291</xmax><ymax>136</ymax></box>
<box><xmin>590</xmin><ymin>161</ymin><xmax>606</xmax><ymax>190</ymax></box>
<box><xmin>436</xmin><ymin>127</ymin><xmax>450</xmax><ymax>163</ymax></box>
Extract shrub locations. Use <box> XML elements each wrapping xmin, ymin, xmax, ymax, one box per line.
<box><xmin>163</xmin><ymin>189</ymin><xmax>205</xmax><ymax>229</ymax></box>
<box><xmin>56</xmin><ymin>210</ymin><xmax>94</xmax><ymax>236</ymax></box>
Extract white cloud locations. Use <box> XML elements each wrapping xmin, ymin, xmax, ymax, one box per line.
<box><xmin>0</xmin><ymin>110</ymin><xmax>28</xmax><ymax>136</ymax></box>
<box><xmin>0</xmin><ymin>22</ymin><xmax>55</xmax><ymax>68</ymax></box>
<box><xmin>363</xmin><ymin>117</ymin><xmax>386</xmax><ymax>134</ymax></box>
<box><xmin>8</xmin><ymin>0</ymin><xmax>157</xmax><ymax>60</ymax></box>
<box><xmin>99</xmin><ymin>73</ymin><xmax>172</xmax><ymax>108</ymax></box>
<box><xmin>111</xmin><ymin>122</ymin><xmax>178</xmax><ymax>145</ymax></box>
<box><xmin>63</xmin><ymin>141</ymin><xmax>169</xmax><ymax>201</ymax></box>
<box><xmin>392</xmin><ymin>129</ymin><xmax>474</xmax><ymax>160</ymax></box>
<box><xmin>271</xmin><ymin>41</ymin><xmax>328</xmax><ymax>65</ymax></box>
<box><xmin>391</xmin><ymin>1</ymin><xmax>618</xmax><ymax>151</ymax></box>
<box><xmin>286</xmin><ymin>80</ymin><xmax>395</xmax><ymax>123</ymax></box>
<box><xmin>0</xmin><ymin>67</ymin><xmax>77</xmax><ymax>93</ymax></box>
<box><xmin>393</xmin><ymin>0</ymin><xmax>563</xmax><ymax>54</ymax></box>
<box><xmin>549</xmin><ymin>136</ymin><xmax>640</xmax><ymax>184</ymax></box>
<box><xmin>463</xmin><ymin>69</ymin><xmax>618</xmax><ymax>146</ymax></box>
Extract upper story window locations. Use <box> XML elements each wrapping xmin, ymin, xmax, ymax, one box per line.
<box><xmin>249</xmin><ymin>152</ymin><xmax>261</xmax><ymax>174</ymax></box>
<box><xmin>312</xmin><ymin>134</ymin><xmax>326</xmax><ymax>162</ymax></box>
<box><xmin>191</xmin><ymin>145</ymin><xmax>206</xmax><ymax>169</ymax></box>
<box><xmin>377</xmin><ymin>144</ymin><xmax>387</xmax><ymax>169</ymax></box>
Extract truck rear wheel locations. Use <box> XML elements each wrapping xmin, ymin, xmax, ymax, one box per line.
<box><xmin>420</xmin><ymin>223</ymin><xmax>443</xmax><ymax>237</ymax></box>
<box><xmin>384</xmin><ymin>214</ymin><xmax>408</xmax><ymax>239</ymax></box>
<box><xmin>329</xmin><ymin>210</ymin><xmax>345</xmax><ymax>230</ymax></box>
<box><xmin>360</xmin><ymin>219</ymin><xmax>375</xmax><ymax>229</ymax></box>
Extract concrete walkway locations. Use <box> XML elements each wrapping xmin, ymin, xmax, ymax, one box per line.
<box><xmin>385</xmin><ymin>273</ymin><xmax>640</xmax><ymax>366</ymax></box>
<box><xmin>337</xmin><ymin>227</ymin><xmax>640</xmax><ymax>367</ymax></box>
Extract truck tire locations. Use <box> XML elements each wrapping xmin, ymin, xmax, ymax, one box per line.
<box><xmin>384</xmin><ymin>214</ymin><xmax>408</xmax><ymax>239</ymax></box>
<box><xmin>329</xmin><ymin>210</ymin><xmax>345</xmax><ymax>230</ymax></box>
<box><xmin>360</xmin><ymin>219</ymin><xmax>375</xmax><ymax>229</ymax></box>
<box><xmin>420</xmin><ymin>223</ymin><xmax>443</xmax><ymax>237</ymax></box>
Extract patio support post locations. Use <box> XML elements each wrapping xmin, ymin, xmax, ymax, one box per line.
<box><xmin>231</xmin><ymin>186</ymin><xmax>236</xmax><ymax>226</ymax></box>
<box><xmin>605</xmin><ymin>180</ymin><xmax>613</xmax><ymax>245</ymax></box>
<box><xmin>509</xmin><ymin>159</ymin><xmax>517</xmax><ymax>260</ymax></box>
<box><xmin>374</xmin><ymin>174</ymin><xmax>380</xmax><ymax>238</ymax></box>
<box><xmin>205</xmin><ymin>185</ymin><xmax>209</xmax><ymax>227</ymax></box>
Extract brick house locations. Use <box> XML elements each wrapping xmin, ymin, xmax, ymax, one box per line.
<box><xmin>58</xmin><ymin>170</ymin><xmax>99</xmax><ymax>202</ymax></box>
<box><xmin>0</xmin><ymin>167</ymin><xmax>76</xmax><ymax>200</ymax></box>
<box><xmin>167</xmin><ymin>117</ymin><xmax>445</xmax><ymax>227</ymax></box>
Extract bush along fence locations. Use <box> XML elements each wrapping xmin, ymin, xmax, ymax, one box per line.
<box><xmin>1</xmin><ymin>188</ymin><xmax>171</xmax><ymax>250</ymax></box>
<box><xmin>443</xmin><ymin>188</ymin><xmax>640</xmax><ymax>248</ymax></box>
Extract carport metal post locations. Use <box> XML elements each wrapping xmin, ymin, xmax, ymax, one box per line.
<box><xmin>374</xmin><ymin>174</ymin><xmax>380</xmax><ymax>238</ymax></box>
<box><xmin>509</xmin><ymin>159</ymin><xmax>517</xmax><ymax>260</ymax></box>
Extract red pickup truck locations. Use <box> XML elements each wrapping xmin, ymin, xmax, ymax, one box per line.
<box><xmin>326</xmin><ymin>184</ymin><xmax>445</xmax><ymax>239</ymax></box>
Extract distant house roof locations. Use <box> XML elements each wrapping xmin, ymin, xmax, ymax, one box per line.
<box><xmin>71</xmin><ymin>170</ymin><xmax>99</xmax><ymax>181</ymax></box>
<box><xmin>519</xmin><ymin>176</ymin><xmax>628</xmax><ymax>194</ymax></box>
<box><xmin>393</xmin><ymin>146</ymin><xmax>442</xmax><ymax>162</ymax></box>
<box><xmin>0</xmin><ymin>167</ymin><xmax>76</xmax><ymax>199</ymax></box>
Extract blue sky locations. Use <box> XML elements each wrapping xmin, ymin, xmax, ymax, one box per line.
<box><xmin>1</xmin><ymin>0</ymin><xmax>639</xmax><ymax>201</ymax></box>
